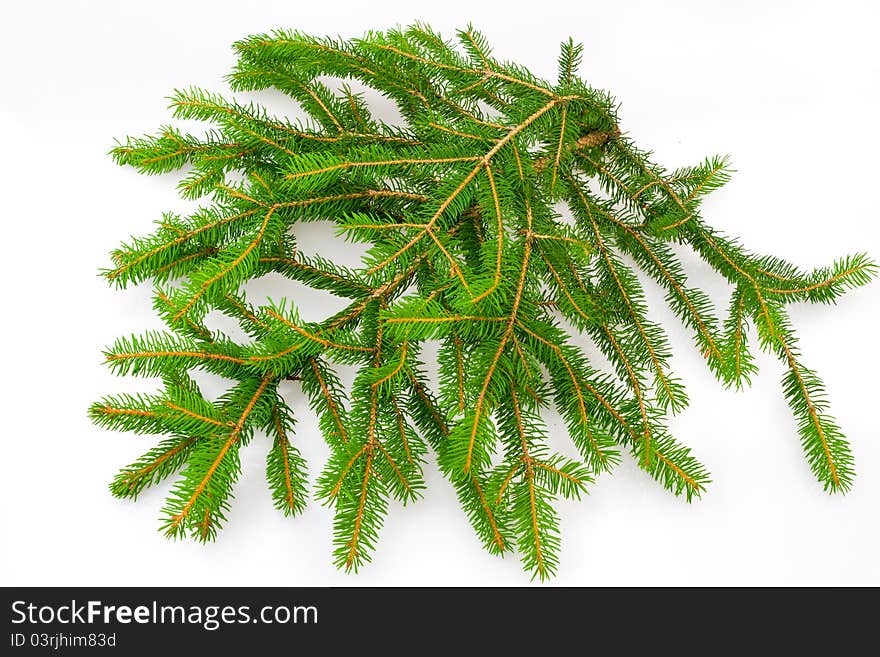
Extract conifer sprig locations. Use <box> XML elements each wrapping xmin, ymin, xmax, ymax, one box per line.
<box><xmin>92</xmin><ymin>24</ymin><xmax>875</xmax><ymax>579</ymax></box>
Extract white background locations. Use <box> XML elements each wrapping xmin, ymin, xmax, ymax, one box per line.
<box><xmin>2</xmin><ymin>0</ymin><xmax>878</xmax><ymax>586</ymax></box>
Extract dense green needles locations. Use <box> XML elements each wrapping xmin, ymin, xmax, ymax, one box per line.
<box><xmin>91</xmin><ymin>25</ymin><xmax>875</xmax><ymax>579</ymax></box>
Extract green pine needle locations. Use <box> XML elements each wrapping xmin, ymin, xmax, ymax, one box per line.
<box><xmin>92</xmin><ymin>24</ymin><xmax>875</xmax><ymax>579</ymax></box>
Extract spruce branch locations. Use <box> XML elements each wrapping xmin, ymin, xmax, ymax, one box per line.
<box><xmin>93</xmin><ymin>25</ymin><xmax>875</xmax><ymax>579</ymax></box>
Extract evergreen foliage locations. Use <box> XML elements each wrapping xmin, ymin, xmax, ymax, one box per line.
<box><xmin>92</xmin><ymin>25</ymin><xmax>875</xmax><ymax>579</ymax></box>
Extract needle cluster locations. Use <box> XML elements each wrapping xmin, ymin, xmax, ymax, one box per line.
<box><xmin>91</xmin><ymin>25</ymin><xmax>875</xmax><ymax>579</ymax></box>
